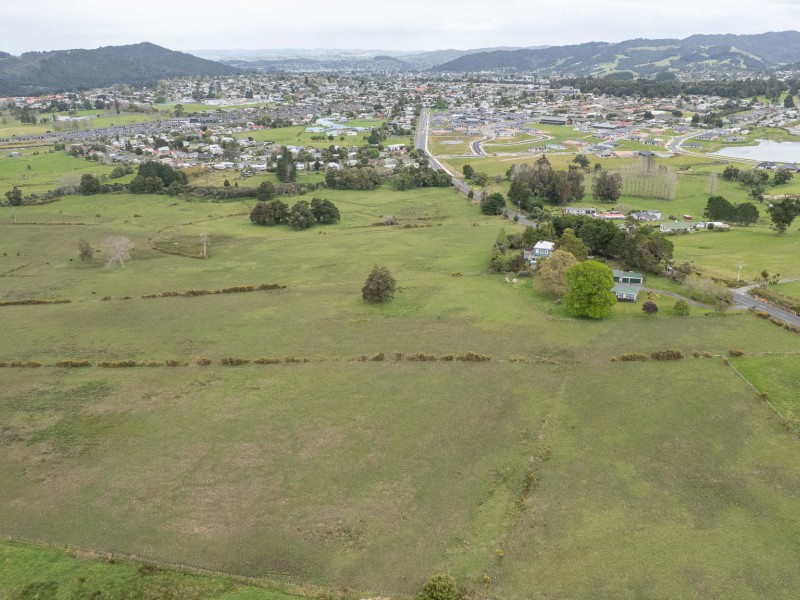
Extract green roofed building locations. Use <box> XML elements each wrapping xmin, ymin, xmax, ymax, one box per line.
<box><xmin>612</xmin><ymin>269</ymin><xmax>643</xmax><ymax>302</ymax></box>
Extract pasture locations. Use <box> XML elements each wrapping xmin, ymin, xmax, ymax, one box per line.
<box><xmin>1</xmin><ymin>178</ymin><xmax>800</xmax><ymax>599</ymax></box>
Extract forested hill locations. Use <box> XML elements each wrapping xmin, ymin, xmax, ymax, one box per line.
<box><xmin>433</xmin><ymin>31</ymin><xmax>800</xmax><ymax>75</ymax></box>
<box><xmin>0</xmin><ymin>43</ymin><xmax>238</xmax><ymax>95</ymax></box>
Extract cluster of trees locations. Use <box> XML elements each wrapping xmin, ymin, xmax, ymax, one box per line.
<box><xmin>128</xmin><ymin>162</ymin><xmax>187</xmax><ymax>194</ymax></box>
<box><xmin>391</xmin><ymin>165</ymin><xmax>452</xmax><ymax>191</ymax></box>
<box><xmin>506</xmin><ymin>156</ymin><xmax>585</xmax><ymax>208</ymax></box>
<box><xmin>558</xmin><ymin>76</ymin><xmax>790</xmax><ymax>101</ymax></box>
<box><xmin>551</xmin><ymin>214</ymin><xmax>674</xmax><ymax>273</ymax></box>
<box><xmin>704</xmin><ymin>195</ymin><xmax>759</xmax><ymax>225</ymax></box>
<box><xmin>325</xmin><ymin>166</ymin><xmax>382</xmax><ymax>190</ymax></box>
<box><xmin>250</xmin><ymin>198</ymin><xmax>340</xmax><ymax>229</ymax></box>
<box><xmin>615</xmin><ymin>158</ymin><xmax>678</xmax><ymax>200</ymax></box>
<box><xmin>721</xmin><ymin>165</ymin><xmax>788</xmax><ymax>201</ymax></box>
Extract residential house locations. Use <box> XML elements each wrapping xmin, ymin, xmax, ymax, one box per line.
<box><xmin>533</xmin><ymin>241</ymin><xmax>555</xmax><ymax>258</ymax></box>
<box><xmin>612</xmin><ymin>269</ymin><xmax>644</xmax><ymax>302</ymax></box>
<box><xmin>631</xmin><ymin>210</ymin><xmax>662</xmax><ymax>222</ymax></box>
<box><xmin>564</xmin><ymin>207</ymin><xmax>598</xmax><ymax>216</ymax></box>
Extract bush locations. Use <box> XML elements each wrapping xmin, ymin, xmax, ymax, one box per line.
<box><xmin>254</xmin><ymin>357</ymin><xmax>281</xmax><ymax>364</ymax></box>
<box><xmin>406</xmin><ymin>353</ymin><xmax>438</xmax><ymax>362</ymax></box>
<box><xmin>673</xmin><ymin>299</ymin><xmax>690</xmax><ymax>316</ymax></box>
<box><xmin>165</xmin><ymin>359</ymin><xmax>182</xmax><ymax>367</ymax></box>
<box><xmin>370</xmin><ymin>352</ymin><xmax>385</xmax><ymax>362</ymax></box>
<box><xmin>284</xmin><ymin>356</ymin><xmax>310</xmax><ymax>363</ymax></box>
<box><xmin>729</xmin><ymin>349</ymin><xmax>745</xmax><ymax>357</ymax></box>
<box><xmin>458</xmin><ymin>351</ymin><xmax>491</xmax><ymax>362</ymax></box>
<box><xmin>642</xmin><ymin>301</ymin><xmax>659</xmax><ymax>316</ymax></box>
<box><xmin>220</xmin><ymin>357</ymin><xmax>250</xmax><ymax>366</ymax></box>
<box><xmin>419</xmin><ymin>573</ymin><xmax>457</xmax><ymax>600</ymax></box>
<box><xmin>55</xmin><ymin>360</ymin><xmax>92</xmax><ymax>368</ymax></box>
<box><xmin>650</xmin><ymin>349</ymin><xmax>684</xmax><ymax>360</ymax></box>
<box><xmin>362</xmin><ymin>265</ymin><xmax>397</xmax><ymax>304</ymax></box>
<box><xmin>618</xmin><ymin>353</ymin><xmax>649</xmax><ymax>362</ymax></box>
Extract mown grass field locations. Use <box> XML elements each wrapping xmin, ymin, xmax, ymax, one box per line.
<box><xmin>1</xmin><ymin>177</ymin><xmax>800</xmax><ymax>599</ymax></box>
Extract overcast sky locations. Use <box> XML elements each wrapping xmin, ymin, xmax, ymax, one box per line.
<box><xmin>2</xmin><ymin>0</ymin><xmax>800</xmax><ymax>55</ymax></box>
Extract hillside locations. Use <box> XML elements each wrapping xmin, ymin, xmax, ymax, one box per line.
<box><xmin>433</xmin><ymin>30</ymin><xmax>800</xmax><ymax>75</ymax></box>
<box><xmin>0</xmin><ymin>42</ymin><xmax>237</xmax><ymax>95</ymax></box>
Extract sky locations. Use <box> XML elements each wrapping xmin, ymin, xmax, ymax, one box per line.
<box><xmin>2</xmin><ymin>0</ymin><xmax>800</xmax><ymax>55</ymax></box>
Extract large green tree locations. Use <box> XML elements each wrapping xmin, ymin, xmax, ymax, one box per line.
<box><xmin>310</xmin><ymin>198</ymin><xmax>340</xmax><ymax>224</ymax></box>
<box><xmin>564</xmin><ymin>260</ymin><xmax>617</xmax><ymax>319</ymax></box>
<box><xmin>286</xmin><ymin>200</ymin><xmax>315</xmax><ymax>230</ymax></box>
<box><xmin>78</xmin><ymin>174</ymin><xmax>102</xmax><ymax>195</ymax></box>
<box><xmin>768</xmin><ymin>199</ymin><xmax>799</xmax><ymax>234</ymax></box>
<box><xmin>481</xmin><ymin>192</ymin><xmax>506</xmax><ymax>215</ymax></box>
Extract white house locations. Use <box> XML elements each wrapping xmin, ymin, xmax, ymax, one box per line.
<box><xmin>533</xmin><ymin>241</ymin><xmax>555</xmax><ymax>258</ymax></box>
<box><xmin>564</xmin><ymin>207</ymin><xmax>597</xmax><ymax>216</ymax></box>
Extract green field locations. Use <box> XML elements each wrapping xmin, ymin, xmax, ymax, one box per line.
<box><xmin>0</xmin><ymin>539</ymin><xmax>301</xmax><ymax>600</ymax></box>
<box><xmin>1</xmin><ymin>178</ymin><xmax>800</xmax><ymax>599</ymax></box>
<box><xmin>0</xmin><ymin>150</ymin><xmax>126</xmax><ymax>195</ymax></box>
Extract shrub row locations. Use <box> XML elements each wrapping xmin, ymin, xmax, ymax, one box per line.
<box><xmin>0</xmin><ymin>299</ymin><xmax>71</xmax><ymax>306</ymax></box>
<box><xmin>97</xmin><ymin>360</ymin><xmax>180</xmax><ymax>368</ymax></box>
<box><xmin>650</xmin><ymin>350</ymin><xmax>684</xmax><ymax>360</ymax></box>
<box><xmin>55</xmin><ymin>360</ymin><xmax>92</xmax><ymax>368</ymax></box>
<box><xmin>402</xmin><ymin>351</ymin><xmax>492</xmax><ymax>362</ymax></box>
<box><xmin>755</xmin><ymin>310</ymin><xmax>800</xmax><ymax>334</ymax></box>
<box><xmin>142</xmin><ymin>283</ymin><xmax>285</xmax><ymax>299</ymax></box>
<box><xmin>0</xmin><ymin>360</ymin><xmax>42</xmax><ymax>368</ymax></box>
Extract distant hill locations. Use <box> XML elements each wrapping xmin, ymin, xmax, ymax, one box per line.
<box><xmin>433</xmin><ymin>31</ymin><xmax>800</xmax><ymax>75</ymax></box>
<box><xmin>0</xmin><ymin>43</ymin><xmax>237</xmax><ymax>95</ymax></box>
<box><xmin>217</xmin><ymin>46</ymin><xmax>550</xmax><ymax>72</ymax></box>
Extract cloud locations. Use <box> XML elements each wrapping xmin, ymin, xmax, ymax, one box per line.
<box><xmin>0</xmin><ymin>0</ymin><xmax>797</xmax><ymax>54</ymax></box>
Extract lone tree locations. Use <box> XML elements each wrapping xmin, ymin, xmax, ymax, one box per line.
<box><xmin>536</xmin><ymin>249</ymin><xmax>577</xmax><ymax>298</ymax></box>
<box><xmin>642</xmin><ymin>301</ymin><xmax>659</xmax><ymax>316</ymax></box>
<box><xmin>78</xmin><ymin>239</ymin><xmax>93</xmax><ymax>262</ymax></box>
<box><xmin>462</xmin><ymin>164</ymin><xmax>475</xmax><ymax>180</ymax></box>
<box><xmin>418</xmin><ymin>574</ymin><xmax>457</xmax><ymax>600</ymax></box>
<box><xmin>564</xmin><ymin>260</ymin><xmax>616</xmax><ymax>319</ymax></box>
<box><xmin>362</xmin><ymin>265</ymin><xmax>396</xmax><ymax>304</ymax></box>
<box><xmin>102</xmin><ymin>236</ymin><xmax>134</xmax><ymax>269</ymax></box>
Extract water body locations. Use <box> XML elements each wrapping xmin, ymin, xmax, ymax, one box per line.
<box><xmin>711</xmin><ymin>139</ymin><xmax>800</xmax><ymax>163</ymax></box>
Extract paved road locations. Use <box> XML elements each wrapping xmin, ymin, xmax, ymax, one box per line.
<box><xmin>732</xmin><ymin>285</ymin><xmax>800</xmax><ymax>328</ymax></box>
